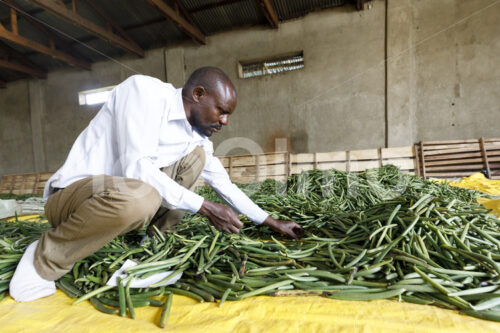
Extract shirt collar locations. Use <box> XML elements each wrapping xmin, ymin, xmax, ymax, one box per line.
<box><xmin>168</xmin><ymin>88</ymin><xmax>208</xmax><ymax>141</ymax></box>
<box><xmin>167</xmin><ymin>88</ymin><xmax>189</xmax><ymax>122</ymax></box>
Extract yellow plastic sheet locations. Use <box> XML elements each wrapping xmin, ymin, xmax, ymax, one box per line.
<box><xmin>2</xmin><ymin>173</ymin><xmax>500</xmax><ymax>332</ymax></box>
<box><xmin>448</xmin><ymin>173</ymin><xmax>500</xmax><ymax>216</ymax></box>
<box><xmin>449</xmin><ymin>173</ymin><xmax>500</xmax><ymax>197</ymax></box>
<box><xmin>5</xmin><ymin>214</ymin><xmax>46</xmax><ymax>222</ymax></box>
<box><xmin>1</xmin><ymin>289</ymin><xmax>500</xmax><ymax>333</ymax></box>
<box><xmin>478</xmin><ymin>197</ymin><xmax>500</xmax><ymax>216</ymax></box>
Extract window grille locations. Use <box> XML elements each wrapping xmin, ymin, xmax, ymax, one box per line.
<box><xmin>239</xmin><ymin>52</ymin><xmax>304</xmax><ymax>79</ymax></box>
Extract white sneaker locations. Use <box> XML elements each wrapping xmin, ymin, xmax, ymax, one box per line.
<box><xmin>9</xmin><ymin>240</ymin><xmax>56</xmax><ymax>302</ymax></box>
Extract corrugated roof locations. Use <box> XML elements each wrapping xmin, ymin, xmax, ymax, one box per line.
<box><xmin>0</xmin><ymin>0</ymin><xmax>362</xmax><ymax>84</ymax></box>
<box><xmin>189</xmin><ymin>2</ymin><xmax>263</xmax><ymax>35</ymax></box>
<box><xmin>273</xmin><ymin>0</ymin><xmax>347</xmax><ymax>20</ymax></box>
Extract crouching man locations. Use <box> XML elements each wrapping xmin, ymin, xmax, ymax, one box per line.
<box><xmin>9</xmin><ymin>67</ymin><xmax>303</xmax><ymax>301</ymax></box>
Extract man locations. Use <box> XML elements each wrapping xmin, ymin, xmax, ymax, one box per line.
<box><xmin>9</xmin><ymin>67</ymin><xmax>303</xmax><ymax>302</ymax></box>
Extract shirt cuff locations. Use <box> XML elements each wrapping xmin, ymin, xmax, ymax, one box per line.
<box><xmin>181</xmin><ymin>190</ymin><xmax>205</xmax><ymax>214</ymax></box>
<box><xmin>252</xmin><ymin>210</ymin><xmax>270</xmax><ymax>225</ymax></box>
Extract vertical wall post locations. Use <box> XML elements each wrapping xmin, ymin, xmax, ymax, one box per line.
<box><xmin>28</xmin><ymin>79</ymin><xmax>47</xmax><ymax>173</ymax></box>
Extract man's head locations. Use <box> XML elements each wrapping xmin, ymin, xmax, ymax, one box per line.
<box><xmin>182</xmin><ymin>67</ymin><xmax>237</xmax><ymax>137</ymax></box>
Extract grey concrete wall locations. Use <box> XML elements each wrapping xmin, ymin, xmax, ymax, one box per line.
<box><xmin>412</xmin><ymin>0</ymin><xmax>500</xmax><ymax>142</ymax></box>
<box><xmin>0</xmin><ymin>48</ymin><xmax>164</xmax><ymax>178</ymax></box>
<box><xmin>0</xmin><ymin>0</ymin><xmax>499</xmax><ymax>177</ymax></box>
<box><xmin>170</xmin><ymin>5</ymin><xmax>386</xmax><ymax>155</ymax></box>
<box><xmin>28</xmin><ymin>79</ymin><xmax>47</xmax><ymax>172</ymax></box>
<box><xmin>0</xmin><ymin>80</ymin><xmax>34</xmax><ymax>176</ymax></box>
<box><xmin>386</xmin><ymin>0</ymin><xmax>417</xmax><ymax>147</ymax></box>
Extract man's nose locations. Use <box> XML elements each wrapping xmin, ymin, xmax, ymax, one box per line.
<box><xmin>220</xmin><ymin>114</ymin><xmax>228</xmax><ymax>125</ymax></box>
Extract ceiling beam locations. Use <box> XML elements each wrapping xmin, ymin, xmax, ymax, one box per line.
<box><xmin>10</xmin><ymin>8</ymin><xmax>18</xmax><ymax>34</ymax></box>
<box><xmin>2</xmin><ymin>0</ymin><xmax>91</xmax><ymax>66</ymax></box>
<box><xmin>3</xmin><ymin>0</ymin><xmax>56</xmax><ymax>41</ymax></box>
<box><xmin>0</xmin><ymin>40</ymin><xmax>47</xmax><ymax>73</ymax></box>
<box><xmin>0</xmin><ymin>58</ymin><xmax>46</xmax><ymax>78</ymax></box>
<box><xmin>30</xmin><ymin>0</ymin><xmax>144</xmax><ymax>57</ymax></box>
<box><xmin>171</xmin><ymin>0</ymin><xmax>197</xmax><ymax>26</ymax></box>
<box><xmin>0</xmin><ymin>22</ymin><xmax>91</xmax><ymax>69</ymax></box>
<box><xmin>123</xmin><ymin>16</ymin><xmax>165</xmax><ymax>31</ymax></box>
<box><xmin>0</xmin><ymin>1</ymin><xmax>63</xmax><ymax>27</ymax></box>
<box><xmin>82</xmin><ymin>0</ymin><xmax>137</xmax><ymax>45</ymax></box>
<box><xmin>26</xmin><ymin>2</ymin><xmax>205</xmax><ymax>50</ymax></box>
<box><xmin>145</xmin><ymin>0</ymin><xmax>206</xmax><ymax>44</ymax></box>
<box><xmin>257</xmin><ymin>0</ymin><xmax>278</xmax><ymax>28</ymax></box>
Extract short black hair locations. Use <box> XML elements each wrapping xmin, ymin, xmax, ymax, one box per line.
<box><xmin>184</xmin><ymin>66</ymin><xmax>235</xmax><ymax>95</ymax></box>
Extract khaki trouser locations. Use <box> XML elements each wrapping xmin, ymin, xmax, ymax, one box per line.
<box><xmin>35</xmin><ymin>146</ymin><xmax>205</xmax><ymax>281</ymax></box>
<box><xmin>148</xmin><ymin>146</ymin><xmax>206</xmax><ymax>234</ymax></box>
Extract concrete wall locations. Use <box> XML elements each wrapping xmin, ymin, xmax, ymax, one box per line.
<box><xmin>0</xmin><ymin>47</ymin><xmax>165</xmax><ymax>176</ymax></box>
<box><xmin>386</xmin><ymin>0</ymin><xmax>500</xmax><ymax>145</ymax></box>
<box><xmin>413</xmin><ymin>0</ymin><xmax>500</xmax><ymax>141</ymax></box>
<box><xmin>0</xmin><ymin>0</ymin><xmax>499</xmax><ymax>177</ymax></box>
<box><xmin>0</xmin><ymin>80</ymin><xmax>34</xmax><ymax>175</ymax></box>
<box><xmin>170</xmin><ymin>5</ymin><xmax>386</xmax><ymax>156</ymax></box>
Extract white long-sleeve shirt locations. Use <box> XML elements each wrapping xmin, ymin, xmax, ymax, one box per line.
<box><xmin>44</xmin><ymin>75</ymin><xmax>269</xmax><ymax>224</ymax></box>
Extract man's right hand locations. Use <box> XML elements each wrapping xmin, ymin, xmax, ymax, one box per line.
<box><xmin>197</xmin><ymin>200</ymin><xmax>243</xmax><ymax>234</ymax></box>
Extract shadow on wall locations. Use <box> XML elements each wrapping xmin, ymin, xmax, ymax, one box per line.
<box><xmin>291</xmin><ymin>131</ymin><xmax>309</xmax><ymax>153</ymax></box>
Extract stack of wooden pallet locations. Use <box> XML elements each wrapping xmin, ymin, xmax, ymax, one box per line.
<box><xmin>217</xmin><ymin>152</ymin><xmax>289</xmax><ymax>183</ymax></box>
<box><xmin>415</xmin><ymin>138</ymin><xmax>500</xmax><ymax>180</ymax></box>
<box><xmin>0</xmin><ymin>172</ymin><xmax>52</xmax><ymax>195</ymax></box>
<box><xmin>211</xmin><ymin>146</ymin><xmax>417</xmax><ymax>185</ymax></box>
<box><xmin>0</xmin><ymin>147</ymin><xmax>417</xmax><ymax>194</ymax></box>
<box><xmin>290</xmin><ymin>146</ymin><xmax>416</xmax><ymax>175</ymax></box>
<box><xmin>2</xmin><ymin>138</ymin><xmax>498</xmax><ymax>195</ymax></box>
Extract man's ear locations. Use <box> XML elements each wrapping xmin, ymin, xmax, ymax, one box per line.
<box><xmin>192</xmin><ymin>86</ymin><xmax>206</xmax><ymax>103</ymax></box>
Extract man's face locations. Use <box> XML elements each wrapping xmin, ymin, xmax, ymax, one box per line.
<box><xmin>190</xmin><ymin>82</ymin><xmax>237</xmax><ymax>137</ymax></box>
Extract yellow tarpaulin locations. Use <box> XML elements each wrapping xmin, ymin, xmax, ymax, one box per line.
<box><xmin>2</xmin><ymin>173</ymin><xmax>500</xmax><ymax>332</ymax></box>
<box><xmin>449</xmin><ymin>173</ymin><xmax>500</xmax><ymax>216</ymax></box>
<box><xmin>1</xmin><ymin>289</ymin><xmax>500</xmax><ymax>333</ymax></box>
<box><xmin>449</xmin><ymin>173</ymin><xmax>500</xmax><ymax>197</ymax></box>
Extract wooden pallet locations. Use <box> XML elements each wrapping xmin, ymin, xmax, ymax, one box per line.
<box><xmin>0</xmin><ymin>172</ymin><xmax>53</xmax><ymax>195</ymax></box>
<box><xmin>212</xmin><ymin>147</ymin><xmax>417</xmax><ymax>185</ymax></box>
<box><xmin>3</xmin><ymin>138</ymin><xmax>497</xmax><ymax>194</ymax></box>
<box><xmin>290</xmin><ymin>146</ymin><xmax>416</xmax><ymax>176</ymax></box>
<box><xmin>194</xmin><ymin>151</ymin><xmax>290</xmax><ymax>186</ymax></box>
<box><xmin>218</xmin><ymin>151</ymin><xmax>290</xmax><ymax>183</ymax></box>
<box><xmin>2</xmin><ymin>147</ymin><xmax>419</xmax><ymax>193</ymax></box>
<box><xmin>415</xmin><ymin>138</ymin><xmax>500</xmax><ymax>180</ymax></box>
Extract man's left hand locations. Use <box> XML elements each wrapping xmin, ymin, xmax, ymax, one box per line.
<box><xmin>262</xmin><ymin>216</ymin><xmax>304</xmax><ymax>239</ymax></box>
